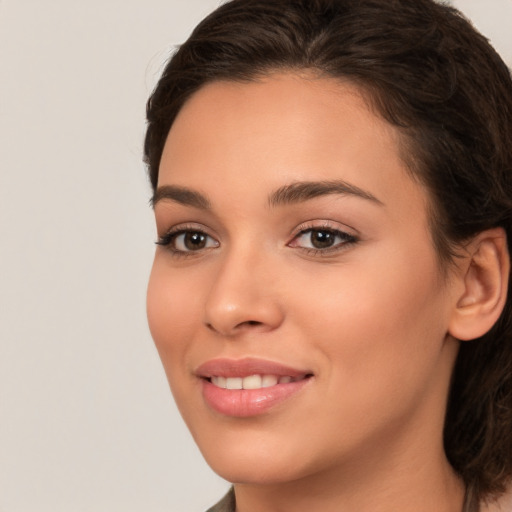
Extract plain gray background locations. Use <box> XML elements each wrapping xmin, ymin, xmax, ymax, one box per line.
<box><xmin>0</xmin><ymin>1</ymin><xmax>510</xmax><ymax>511</ymax></box>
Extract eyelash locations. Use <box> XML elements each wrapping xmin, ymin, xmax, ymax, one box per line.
<box><xmin>155</xmin><ymin>223</ymin><xmax>358</xmax><ymax>257</ymax></box>
<box><xmin>288</xmin><ymin>223</ymin><xmax>358</xmax><ymax>256</ymax></box>
<box><xmin>156</xmin><ymin>225</ymin><xmax>219</xmax><ymax>257</ymax></box>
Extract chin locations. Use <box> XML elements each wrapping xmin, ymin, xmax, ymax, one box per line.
<box><xmin>192</xmin><ymin>427</ymin><xmax>313</xmax><ymax>485</ymax></box>
<box><xmin>207</xmin><ymin>455</ymin><xmax>307</xmax><ymax>485</ymax></box>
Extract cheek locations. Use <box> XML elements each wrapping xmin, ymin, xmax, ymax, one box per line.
<box><xmin>146</xmin><ymin>258</ymin><xmax>200</xmax><ymax>363</ymax></box>
<box><xmin>291</xmin><ymin>244</ymin><xmax>449</xmax><ymax>399</ymax></box>
<box><xmin>146</xmin><ymin>260</ymin><xmax>209</xmax><ymax>426</ymax></box>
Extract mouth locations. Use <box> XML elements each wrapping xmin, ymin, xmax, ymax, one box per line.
<box><xmin>196</xmin><ymin>358</ymin><xmax>313</xmax><ymax>417</ymax></box>
<box><xmin>209</xmin><ymin>374</ymin><xmax>309</xmax><ymax>390</ymax></box>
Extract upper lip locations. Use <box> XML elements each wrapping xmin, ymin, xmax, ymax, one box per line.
<box><xmin>195</xmin><ymin>357</ymin><xmax>312</xmax><ymax>379</ymax></box>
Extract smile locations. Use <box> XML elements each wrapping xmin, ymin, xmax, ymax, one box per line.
<box><xmin>197</xmin><ymin>358</ymin><xmax>313</xmax><ymax>417</ymax></box>
<box><xmin>210</xmin><ymin>374</ymin><xmax>305</xmax><ymax>390</ymax></box>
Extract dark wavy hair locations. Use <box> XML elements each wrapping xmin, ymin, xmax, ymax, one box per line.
<box><xmin>144</xmin><ymin>0</ymin><xmax>512</xmax><ymax>504</ymax></box>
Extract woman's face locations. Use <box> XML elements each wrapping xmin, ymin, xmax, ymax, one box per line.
<box><xmin>147</xmin><ymin>74</ymin><xmax>461</xmax><ymax>484</ymax></box>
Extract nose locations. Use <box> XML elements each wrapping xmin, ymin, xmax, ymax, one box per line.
<box><xmin>203</xmin><ymin>248</ymin><xmax>284</xmax><ymax>337</ymax></box>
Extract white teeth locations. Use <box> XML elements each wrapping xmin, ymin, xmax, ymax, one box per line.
<box><xmin>242</xmin><ymin>375</ymin><xmax>262</xmax><ymax>389</ymax></box>
<box><xmin>210</xmin><ymin>374</ymin><xmax>299</xmax><ymax>389</ymax></box>
<box><xmin>226</xmin><ymin>377</ymin><xmax>243</xmax><ymax>390</ymax></box>
<box><xmin>215</xmin><ymin>376</ymin><xmax>227</xmax><ymax>388</ymax></box>
<box><xmin>262</xmin><ymin>375</ymin><xmax>278</xmax><ymax>387</ymax></box>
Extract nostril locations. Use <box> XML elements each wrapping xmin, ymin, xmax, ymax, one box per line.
<box><xmin>236</xmin><ymin>320</ymin><xmax>266</xmax><ymax>330</ymax></box>
<box><xmin>233</xmin><ymin>320</ymin><xmax>264</xmax><ymax>331</ymax></box>
<box><xmin>206</xmin><ymin>322</ymin><xmax>216</xmax><ymax>332</ymax></box>
<box><xmin>205</xmin><ymin>319</ymin><xmax>266</xmax><ymax>335</ymax></box>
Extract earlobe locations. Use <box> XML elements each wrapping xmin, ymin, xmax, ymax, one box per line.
<box><xmin>449</xmin><ymin>228</ymin><xmax>509</xmax><ymax>341</ymax></box>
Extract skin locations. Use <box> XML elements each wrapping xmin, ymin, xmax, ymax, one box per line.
<box><xmin>147</xmin><ymin>74</ymin><xmax>469</xmax><ymax>511</ymax></box>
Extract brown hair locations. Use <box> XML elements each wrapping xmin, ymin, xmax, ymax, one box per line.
<box><xmin>144</xmin><ymin>0</ymin><xmax>512</xmax><ymax>502</ymax></box>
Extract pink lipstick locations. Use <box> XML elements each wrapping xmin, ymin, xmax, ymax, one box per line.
<box><xmin>196</xmin><ymin>358</ymin><xmax>313</xmax><ymax>417</ymax></box>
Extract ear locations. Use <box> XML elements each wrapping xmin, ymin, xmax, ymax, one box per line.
<box><xmin>448</xmin><ymin>228</ymin><xmax>510</xmax><ymax>341</ymax></box>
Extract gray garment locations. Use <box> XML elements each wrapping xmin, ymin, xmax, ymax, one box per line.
<box><xmin>206</xmin><ymin>488</ymin><xmax>236</xmax><ymax>512</ymax></box>
<box><xmin>204</xmin><ymin>484</ymin><xmax>512</xmax><ymax>512</ymax></box>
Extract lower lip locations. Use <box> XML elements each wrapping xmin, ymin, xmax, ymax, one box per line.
<box><xmin>201</xmin><ymin>378</ymin><xmax>311</xmax><ymax>417</ymax></box>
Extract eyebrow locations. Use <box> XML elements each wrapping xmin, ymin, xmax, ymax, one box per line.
<box><xmin>151</xmin><ymin>179</ymin><xmax>383</xmax><ymax>210</ymax></box>
<box><xmin>151</xmin><ymin>185</ymin><xmax>211</xmax><ymax>209</ymax></box>
<box><xmin>268</xmin><ymin>180</ymin><xmax>383</xmax><ymax>207</ymax></box>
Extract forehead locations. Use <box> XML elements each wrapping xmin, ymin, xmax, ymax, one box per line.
<box><xmin>159</xmin><ymin>73</ymin><xmax>426</xmax><ymax>214</ymax></box>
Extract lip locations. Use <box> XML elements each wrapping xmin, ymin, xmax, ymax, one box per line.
<box><xmin>196</xmin><ymin>357</ymin><xmax>310</xmax><ymax>378</ymax></box>
<box><xmin>196</xmin><ymin>357</ymin><xmax>313</xmax><ymax>417</ymax></box>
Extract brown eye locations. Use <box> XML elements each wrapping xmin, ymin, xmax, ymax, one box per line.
<box><xmin>309</xmin><ymin>230</ymin><xmax>337</xmax><ymax>249</ymax></box>
<box><xmin>182</xmin><ymin>232</ymin><xmax>208</xmax><ymax>250</ymax></box>
<box><xmin>157</xmin><ymin>229</ymin><xmax>219</xmax><ymax>253</ymax></box>
<box><xmin>290</xmin><ymin>227</ymin><xmax>357</xmax><ymax>253</ymax></box>
<box><xmin>173</xmin><ymin>231</ymin><xmax>219</xmax><ymax>252</ymax></box>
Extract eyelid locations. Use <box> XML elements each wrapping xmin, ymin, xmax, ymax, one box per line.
<box><xmin>155</xmin><ymin>223</ymin><xmax>220</xmax><ymax>254</ymax></box>
<box><xmin>287</xmin><ymin>220</ymin><xmax>359</xmax><ymax>254</ymax></box>
<box><xmin>290</xmin><ymin>220</ymin><xmax>358</xmax><ymax>239</ymax></box>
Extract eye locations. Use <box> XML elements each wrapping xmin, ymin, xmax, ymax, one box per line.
<box><xmin>289</xmin><ymin>227</ymin><xmax>357</xmax><ymax>252</ymax></box>
<box><xmin>156</xmin><ymin>228</ymin><xmax>219</xmax><ymax>254</ymax></box>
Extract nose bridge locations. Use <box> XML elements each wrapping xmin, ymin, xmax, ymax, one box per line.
<box><xmin>203</xmin><ymin>239</ymin><xmax>283</xmax><ymax>335</ymax></box>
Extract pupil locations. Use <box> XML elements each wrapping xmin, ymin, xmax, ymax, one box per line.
<box><xmin>311</xmin><ymin>230</ymin><xmax>334</xmax><ymax>249</ymax></box>
<box><xmin>184</xmin><ymin>232</ymin><xmax>206</xmax><ymax>250</ymax></box>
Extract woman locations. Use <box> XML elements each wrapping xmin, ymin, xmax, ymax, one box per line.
<box><xmin>144</xmin><ymin>0</ymin><xmax>512</xmax><ymax>510</ymax></box>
